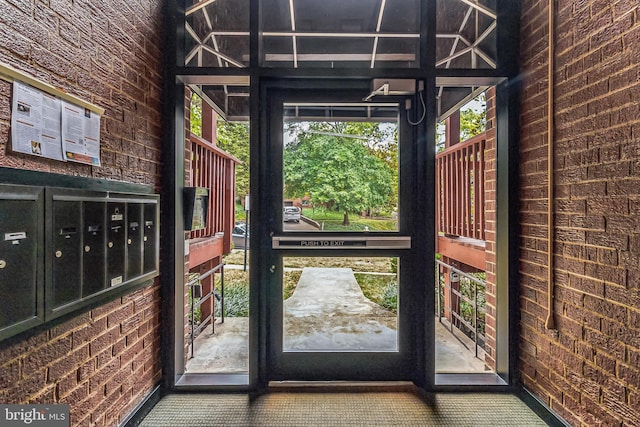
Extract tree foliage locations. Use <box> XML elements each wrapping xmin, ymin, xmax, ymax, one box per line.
<box><xmin>189</xmin><ymin>93</ymin><xmax>250</xmax><ymax>200</ymax></box>
<box><xmin>190</xmin><ymin>93</ymin><xmax>202</xmax><ymax>137</ymax></box>
<box><xmin>460</xmin><ymin>103</ymin><xmax>486</xmax><ymax>141</ymax></box>
<box><xmin>284</xmin><ymin>122</ymin><xmax>395</xmax><ymax>225</ymax></box>
<box><xmin>216</xmin><ymin>120</ymin><xmax>250</xmax><ymax>199</ymax></box>
<box><xmin>436</xmin><ymin>92</ymin><xmax>487</xmax><ymax>151</ymax></box>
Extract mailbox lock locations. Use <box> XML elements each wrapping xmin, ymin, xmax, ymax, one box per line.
<box><xmin>108</xmin><ymin>242</ymin><xmax>113</xmax><ymax>248</ymax></box>
<box><xmin>85</xmin><ymin>245</ymin><xmax>91</xmax><ymax>253</ymax></box>
<box><xmin>0</xmin><ymin>260</ymin><xmax>6</xmax><ymax>269</ymax></box>
<box><xmin>55</xmin><ymin>250</ymin><xmax>62</xmax><ymax>258</ymax></box>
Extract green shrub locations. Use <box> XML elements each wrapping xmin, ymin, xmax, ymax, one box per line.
<box><xmin>380</xmin><ymin>281</ymin><xmax>398</xmax><ymax>313</ymax></box>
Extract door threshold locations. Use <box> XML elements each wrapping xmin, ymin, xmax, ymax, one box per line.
<box><xmin>268</xmin><ymin>380</ymin><xmax>417</xmax><ymax>393</ymax></box>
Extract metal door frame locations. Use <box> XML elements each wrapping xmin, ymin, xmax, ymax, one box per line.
<box><xmin>254</xmin><ymin>79</ymin><xmax>432</xmax><ymax>386</ymax></box>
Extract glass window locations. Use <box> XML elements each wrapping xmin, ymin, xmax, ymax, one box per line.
<box><xmin>260</xmin><ymin>0</ymin><xmax>420</xmax><ymax>68</ymax></box>
<box><xmin>185</xmin><ymin>0</ymin><xmax>250</xmax><ymax>67</ymax></box>
<box><xmin>282</xmin><ymin>103</ymin><xmax>399</xmax><ymax>233</ymax></box>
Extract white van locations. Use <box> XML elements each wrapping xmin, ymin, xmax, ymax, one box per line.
<box><xmin>283</xmin><ymin>206</ymin><xmax>301</xmax><ymax>223</ymax></box>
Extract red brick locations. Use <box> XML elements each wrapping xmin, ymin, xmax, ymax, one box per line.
<box><xmin>23</xmin><ymin>336</ymin><xmax>72</xmax><ymax>376</ymax></box>
<box><xmin>47</xmin><ymin>345</ymin><xmax>90</xmax><ymax>381</ymax></box>
<box><xmin>0</xmin><ymin>360</ymin><xmax>20</xmax><ymax>389</ymax></box>
<box><xmin>106</xmin><ymin>303</ymin><xmax>134</xmax><ymax>328</ymax></box>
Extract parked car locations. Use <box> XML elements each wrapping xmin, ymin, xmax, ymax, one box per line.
<box><xmin>232</xmin><ymin>222</ymin><xmax>249</xmax><ymax>249</ymax></box>
<box><xmin>283</xmin><ymin>206</ymin><xmax>301</xmax><ymax>223</ymax></box>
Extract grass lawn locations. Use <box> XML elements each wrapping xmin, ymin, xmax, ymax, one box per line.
<box><xmin>302</xmin><ymin>209</ymin><xmax>397</xmax><ymax>231</ymax></box>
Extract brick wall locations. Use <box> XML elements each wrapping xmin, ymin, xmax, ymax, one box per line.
<box><xmin>483</xmin><ymin>87</ymin><xmax>497</xmax><ymax>371</ymax></box>
<box><xmin>0</xmin><ymin>0</ymin><xmax>164</xmax><ymax>425</ymax></box>
<box><xmin>519</xmin><ymin>0</ymin><xmax>640</xmax><ymax>425</ymax></box>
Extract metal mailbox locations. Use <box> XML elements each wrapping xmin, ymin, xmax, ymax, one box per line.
<box><xmin>82</xmin><ymin>201</ymin><xmax>106</xmax><ymax>296</ymax></box>
<box><xmin>143</xmin><ymin>202</ymin><xmax>158</xmax><ymax>274</ymax></box>
<box><xmin>126</xmin><ymin>203</ymin><xmax>144</xmax><ymax>280</ymax></box>
<box><xmin>107</xmin><ymin>201</ymin><xmax>126</xmax><ymax>287</ymax></box>
<box><xmin>52</xmin><ymin>199</ymin><xmax>82</xmax><ymax>307</ymax></box>
<box><xmin>0</xmin><ymin>185</ymin><xmax>44</xmax><ymax>339</ymax></box>
<box><xmin>0</xmin><ymin>180</ymin><xmax>160</xmax><ymax>339</ymax></box>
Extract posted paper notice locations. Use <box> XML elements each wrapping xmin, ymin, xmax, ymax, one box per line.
<box><xmin>61</xmin><ymin>100</ymin><xmax>101</xmax><ymax>166</ymax></box>
<box><xmin>10</xmin><ymin>81</ymin><xmax>64</xmax><ymax>161</ymax></box>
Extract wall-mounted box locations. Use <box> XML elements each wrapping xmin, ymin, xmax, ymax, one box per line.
<box><xmin>184</xmin><ymin>187</ymin><xmax>209</xmax><ymax>231</ymax></box>
<box><xmin>0</xmin><ymin>185</ymin><xmax>45</xmax><ymax>340</ymax></box>
<box><xmin>0</xmin><ymin>169</ymin><xmax>160</xmax><ymax>341</ymax></box>
<box><xmin>45</xmin><ymin>188</ymin><xmax>160</xmax><ymax>321</ymax></box>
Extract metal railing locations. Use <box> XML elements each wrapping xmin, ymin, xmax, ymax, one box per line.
<box><xmin>435</xmin><ymin>258</ymin><xmax>486</xmax><ymax>358</ymax></box>
<box><xmin>188</xmin><ymin>262</ymin><xmax>224</xmax><ymax>358</ymax></box>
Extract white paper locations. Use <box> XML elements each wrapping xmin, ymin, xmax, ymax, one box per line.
<box><xmin>10</xmin><ymin>81</ymin><xmax>64</xmax><ymax>161</ymax></box>
<box><xmin>61</xmin><ymin>100</ymin><xmax>101</xmax><ymax>166</ymax></box>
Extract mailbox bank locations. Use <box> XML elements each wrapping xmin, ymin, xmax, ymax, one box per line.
<box><xmin>0</xmin><ymin>183</ymin><xmax>159</xmax><ymax>340</ymax></box>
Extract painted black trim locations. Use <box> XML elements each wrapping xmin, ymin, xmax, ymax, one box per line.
<box><xmin>0</xmin><ymin>167</ymin><xmax>154</xmax><ymax>193</ymax></box>
<box><xmin>162</xmin><ymin>0</ymin><xmax>182</xmax><ymax>392</ymax></box>
<box><xmin>517</xmin><ymin>387</ymin><xmax>572</xmax><ymax>427</ymax></box>
<box><xmin>120</xmin><ymin>384</ymin><xmax>163</xmax><ymax>427</ymax></box>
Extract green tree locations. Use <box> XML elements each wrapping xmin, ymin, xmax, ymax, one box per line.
<box><xmin>190</xmin><ymin>93</ymin><xmax>202</xmax><ymax>137</ymax></box>
<box><xmin>460</xmin><ymin>108</ymin><xmax>486</xmax><ymax>141</ymax></box>
<box><xmin>216</xmin><ymin>120</ymin><xmax>250</xmax><ymax>200</ymax></box>
<box><xmin>284</xmin><ymin>124</ymin><xmax>394</xmax><ymax>225</ymax></box>
<box><xmin>436</xmin><ymin>92</ymin><xmax>486</xmax><ymax>151</ymax></box>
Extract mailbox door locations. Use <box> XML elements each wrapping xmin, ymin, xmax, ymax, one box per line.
<box><xmin>52</xmin><ymin>200</ymin><xmax>82</xmax><ymax>307</ymax></box>
<box><xmin>126</xmin><ymin>203</ymin><xmax>143</xmax><ymax>280</ymax></box>
<box><xmin>106</xmin><ymin>201</ymin><xmax>126</xmax><ymax>287</ymax></box>
<box><xmin>143</xmin><ymin>202</ymin><xmax>158</xmax><ymax>274</ymax></box>
<box><xmin>0</xmin><ymin>191</ymin><xmax>42</xmax><ymax>335</ymax></box>
<box><xmin>82</xmin><ymin>201</ymin><xmax>106</xmax><ymax>296</ymax></box>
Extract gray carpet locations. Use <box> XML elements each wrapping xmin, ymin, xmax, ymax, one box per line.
<box><xmin>139</xmin><ymin>392</ymin><xmax>548</xmax><ymax>426</ymax></box>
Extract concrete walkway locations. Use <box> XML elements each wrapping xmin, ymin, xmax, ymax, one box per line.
<box><xmin>284</xmin><ymin>267</ymin><xmax>397</xmax><ymax>351</ymax></box>
<box><xmin>186</xmin><ymin>267</ymin><xmax>486</xmax><ymax>373</ymax></box>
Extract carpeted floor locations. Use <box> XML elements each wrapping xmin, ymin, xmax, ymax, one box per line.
<box><xmin>139</xmin><ymin>392</ymin><xmax>549</xmax><ymax>426</ymax></box>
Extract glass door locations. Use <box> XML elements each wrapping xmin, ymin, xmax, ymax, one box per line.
<box><xmin>259</xmin><ymin>83</ymin><xmax>429</xmax><ymax>383</ymax></box>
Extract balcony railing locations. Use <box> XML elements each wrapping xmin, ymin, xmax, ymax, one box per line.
<box><xmin>436</xmin><ymin>133</ymin><xmax>486</xmax><ymax>241</ymax></box>
<box><xmin>188</xmin><ymin>134</ymin><xmax>239</xmax><ymax>248</ymax></box>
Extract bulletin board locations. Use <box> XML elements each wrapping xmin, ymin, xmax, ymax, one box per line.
<box><xmin>1</xmin><ymin>62</ymin><xmax>105</xmax><ymax>166</ymax></box>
